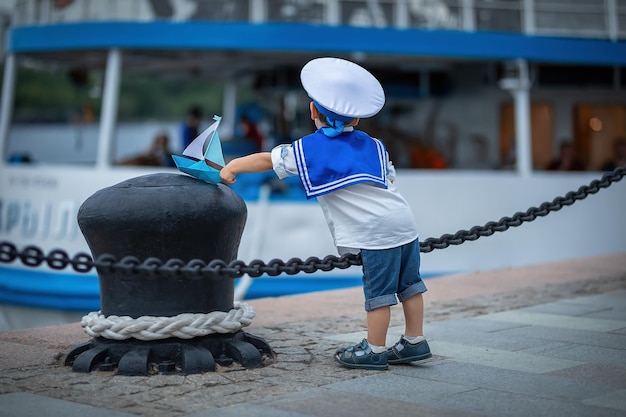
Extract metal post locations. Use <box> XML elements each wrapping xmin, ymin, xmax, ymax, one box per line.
<box><xmin>606</xmin><ymin>0</ymin><xmax>618</xmax><ymax>41</ymax></box>
<box><xmin>523</xmin><ymin>0</ymin><xmax>535</xmax><ymax>35</ymax></box>
<box><xmin>0</xmin><ymin>53</ymin><xmax>16</xmax><ymax>160</ymax></box>
<box><xmin>499</xmin><ymin>59</ymin><xmax>532</xmax><ymax>177</ymax></box>
<box><xmin>222</xmin><ymin>81</ymin><xmax>237</xmax><ymax>140</ymax></box>
<box><xmin>514</xmin><ymin>83</ymin><xmax>532</xmax><ymax>177</ymax></box>
<box><xmin>394</xmin><ymin>0</ymin><xmax>409</xmax><ymax>29</ymax></box>
<box><xmin>25</xmin><ymin>0</ymin><xmax>35</xmax><ymax>24</ymax></box>
<box><xmin>461</xmin><ymin>0</ymin><xmax>475</xmax><ymax>31</ymax></box>
<box><xmin>96</xmin><ymin>49</ymin><xmax>122</xmax><ymax>169</ymax></box>
<box><xmin>326</xmin><ymin>0</ymin><xmax>340</xmax><ymax>25</ymax></box>
<box><xmin>250</xmin><ymin>0</ymin><xmax>266</xmax><ymax>22</ymax></box>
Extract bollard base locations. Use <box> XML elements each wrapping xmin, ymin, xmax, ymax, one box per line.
<box><xmin>64</xmin><ymin>331</ymin><xmax>275</xmax><ymax>376</ymax></box>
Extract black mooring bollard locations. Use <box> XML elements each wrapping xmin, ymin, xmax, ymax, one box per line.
<box><xmin>64</xmin><ymin>173</ymin><xmax>274</xmax><ymax>375</ymax></box>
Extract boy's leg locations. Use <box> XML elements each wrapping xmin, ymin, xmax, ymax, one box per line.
<box><xmin>397</xmin><ymin>239</ymin><xmax>426</xmax><ymax>338</ymax></box>
<box><xmin>367</xmin><ymin>305</ymin><xmax>391</xmax><ymax>347</ymax></box>
<box><xmin>387</xmin><ymin>292</ymin><xmax>431</xmax><ymax>365</ymax></box>
<box><xmin>402</xmin><ymin>292</ymin><xmax>424</xmax><ymax>337</ymax></box>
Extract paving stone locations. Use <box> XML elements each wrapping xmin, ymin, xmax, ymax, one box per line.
<box><xmin>257</xmin><ymin>387</ymin><xmax>484</xmax><ymax>417</ymax></box>
<box><xmin>548</xmin><ymin>363</ymin><xmax>626</xmax><ymax>389</ymax></box>
<box><xmin>495</xmin><ymin>324</ymin><xmax>626</xmax><ymax>350</ymax></box>
<box><xmin>586</xmin><ymin>308</ymin><xmax>626</xmax><ymax>321</ymax></box>
<box><xmin>428</xmin><ymin>340</ymin><xmax>582</xmax><ymax>373</ymax></box>
<box><xmin>477</xmin><ymin>310</ymin><xmax>626</xmax><ymax>332</ymax></box>
<box><xmin>391</xmin><ymin>359</ymin><xmax>615</xmax><ymax>401</ymax></box>
<box><xmin>185</xmin><ymin>403</ymin><xmax>315</xmax><ymax>417</ymax></box>
<box><xmin>325</xmin><ymin>372</ymin><xmax>476</xmax><ymax>402</ymax></box>
<box><xmin>0</xmin><ymin>340</ymin><xmax>62</xmax><ymax>370</ymax></box>
<box><xmin>425</xmin><ymin>317</ymin><xmax>530</xmax><ymax>334</ymax></box>
<box><xmin>518</xmin><ymin>301</ymin><xmax>617</xmax><ymax>317</ymax></box>
<box><xmin>425</xmin><ymin>387</ymin><xmax>622</xmax><ymax>417</ymax></box>
<box><xmin>423</xmin><ymin>319</ymin><xmax>541</xmax><ymax>351</ymax></box>
<box><xmin>565</xmin><ymin>291</ymin><xmax>626</xmax><ymax>307</ymax></box>
<box><xmin>531</xmin><ymin>343</ymin><xmax>626</xmax><ymax>367</ymax></box>
<box><xmin>582</xmin><ymin>389</ymin><xmax>626</xmax><ymax>413</ymax></box>
<box><xmin>613</xmin><ymin>327</ymin><xmax>626</xmax><ymax>335</ymax></box>
<box><xmin>0</xmin><ymin>392</ymin><xmax>136</xmax><ymax>417</ymax></box>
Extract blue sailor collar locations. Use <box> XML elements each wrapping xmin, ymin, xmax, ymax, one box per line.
<box><xmin>293</xmin><ymin>129</ymin><xmax>388</xmax><ymax>199</ymax></box>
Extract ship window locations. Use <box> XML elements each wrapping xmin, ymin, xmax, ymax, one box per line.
<box><xmin>406</xmin><ymin>0</ymin><xmax>461</xmax><ymax>30</ymax></box>
<box><xmin>5</xmin><ymin>54</ymin><xmax>103</xmax><ymax>165</ymax></box>
<box><xmin>619</xmin><ymin>0</ymin><xmax>626</xmax><ymax>39</ymax></box>
<box><xmin>267</xmin><ymin>0</ymin><xmax>325</xmax><ymax>23</ymax></box>
<box><xmin>183</xmin><ymin>0</ymin><xmax>249</xmax><ymax>21</ymax></box>
<box><xmin>534</xmin><ymin>0</ymin><xmax>607</xmax><ymax>38</ymax></box>
<box><xmin>537</xmin><ymin>65</ymin><xmax>616</xmax><ymax>87</ymax></box>
<box><xmin>113</xmin><ymin>51</ymin><xmax>226</xmax><ymax>167</ymax></box>
<box><xmin>340</xmin><ymin>0</ymin><xmax>394</xmax><ymax>28</ymax></box>
<box><xmin>475</xmin><ymin>0</ymin><xmax>521</xmax><ymax>32</ymax></box>
<box><xmin>573</xmin><ymin>104</ymin><xmax>626</xmax><ymax>171</ymax></box>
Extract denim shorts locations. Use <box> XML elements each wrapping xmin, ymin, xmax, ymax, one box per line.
<box><xmin>360</xmin><ymin>238</ymin><xmax>427</xmax><ymax>311</ymax></box>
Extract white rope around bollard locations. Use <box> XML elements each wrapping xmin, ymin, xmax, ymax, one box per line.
<box><xmin>80</xmin><ymin>302</ymin><xmax>255</xmax><ymax>341</ymax></box>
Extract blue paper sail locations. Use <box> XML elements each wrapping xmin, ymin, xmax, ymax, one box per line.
<box><xmin>172</xmin><ymin>115</ymin><xmax>225</xmax><ymax>184</ymax></box>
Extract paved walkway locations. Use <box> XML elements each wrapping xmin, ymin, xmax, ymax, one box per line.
<box><xmin>0</xmin><ymin>253</ymin><xmax>625</xmax><ymax>417</ymax></box>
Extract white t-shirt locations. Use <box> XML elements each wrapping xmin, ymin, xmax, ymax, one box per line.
<box><xmin>271</xmin><ymin>141</ymin><xmax>419</xmax><ymax>254</ymax></box>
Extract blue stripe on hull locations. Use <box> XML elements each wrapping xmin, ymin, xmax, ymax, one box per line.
<box><xmin>0</xmin><ymin>266</ymin><xmax>446</xmax><ymax>310</ymax></box>
<box><xmin>0</xmin><ymin>266</ymin><xmax>100</xmax><ymax>311</ymax></box>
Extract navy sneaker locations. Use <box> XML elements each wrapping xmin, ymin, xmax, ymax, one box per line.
<box><xmin>334</xmin><ymin>339</ymin><xmax>388</xmax><ymax>370</ymax></box>
<box><xmin>386</xmin><ymin>337</ymin><xmax>432</xmax><ymax>364</ymax></box>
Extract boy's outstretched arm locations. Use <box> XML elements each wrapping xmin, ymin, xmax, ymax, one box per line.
<box><xmin>220</xmin><ymin>152</ymin><xmax>273</xmax><ymax>184</ymax></box>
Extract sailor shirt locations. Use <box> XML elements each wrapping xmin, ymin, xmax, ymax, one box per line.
<box><xmin>271</xmin><ymin>129</ymin><xmax>418</xmax><ymax>253</ymax></box>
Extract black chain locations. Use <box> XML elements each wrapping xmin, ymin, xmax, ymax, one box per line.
<box><xmin>1</xmin><ymin>166</ymin><xmax>624</xmax><ymax>278</ymax></box>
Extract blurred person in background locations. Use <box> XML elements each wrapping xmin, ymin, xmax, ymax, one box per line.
<box><xmin>546</xmin><ymin>141</ymin><xmax>585</xmax><ymax>171</ymax></box>
<box><xmin>118</xmin><ymin>132</ymin><xmax>174</xmax><ymax>167</ymax></box>
<box><xmin>182</xmin><ymin>105</ymin><xmax>202</xmax><ymax>148</ymax></box>
<box><xmin>601</xmin><ymin>137</ymin><xmax>626</xmax><ymax>171</ymax></box>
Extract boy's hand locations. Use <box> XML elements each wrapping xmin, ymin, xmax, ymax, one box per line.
<box><xmin>218</xmin><ymin>153</ymin><xmax>272</xmax><ymax>184</ymax></box>
<box><xmin>220</xmin><ymin>167</ymin><xmax>236</xmax><ymax>184</ymax></box>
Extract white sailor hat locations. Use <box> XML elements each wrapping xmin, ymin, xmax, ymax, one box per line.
<box><xmin>300</xmin><ymin>57</ymin><xmax>385</xmax><ymax>120</ymax></box>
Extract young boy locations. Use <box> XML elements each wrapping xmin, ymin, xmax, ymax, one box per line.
<box><xmin>220</xmin><ymin>57</ymin><xmax>431</xmax><ymax>370</ymax></box>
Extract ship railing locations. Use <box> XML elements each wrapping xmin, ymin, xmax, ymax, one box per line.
<box><xmin>8</xmin><ymin>0</ymin><xmax>626</xmax><ymax>41</ymax></box>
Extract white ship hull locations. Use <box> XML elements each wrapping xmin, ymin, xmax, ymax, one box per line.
<box><xmin>2</xmin><ymin>161</ymin><xmax>624</xmax><ymax>331</ymax></box>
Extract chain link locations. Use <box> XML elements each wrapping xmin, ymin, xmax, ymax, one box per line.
<box><xmin>1</xmin><ymin>166</ymin><xmax>624</xmax><ymax>278</ymax></box>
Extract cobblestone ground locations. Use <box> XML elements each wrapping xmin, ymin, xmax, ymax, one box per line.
<box><xmin>0</xmin><ymin>273</ymin><xmax>624</xmax><ymax>417</ymax></box>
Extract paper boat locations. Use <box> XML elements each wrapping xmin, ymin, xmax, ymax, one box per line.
<box><xmin>172</xmin><ymin>115</ymin><xmax>225</xmax><ymax>184</ymax></box>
